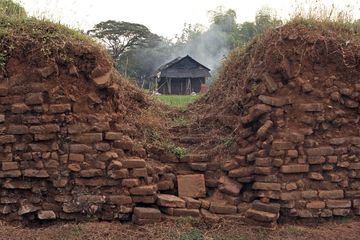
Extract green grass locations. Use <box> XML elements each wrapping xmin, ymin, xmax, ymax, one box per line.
<box><xmin>156</xmin><ymin>95</ymin><xmax>199</xmax><ymax>109</ymax></box>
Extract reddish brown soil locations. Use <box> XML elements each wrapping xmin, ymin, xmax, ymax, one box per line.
<box><xmin>0</xmin><ymin>218</ymin><xmax>359</xmax><ymax>240</ymax></box>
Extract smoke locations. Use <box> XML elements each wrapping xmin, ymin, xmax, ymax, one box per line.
<box><xmin>174</xmin><ymin>25</ymin><xmax>230</xmax><ymax>83</ymax></box>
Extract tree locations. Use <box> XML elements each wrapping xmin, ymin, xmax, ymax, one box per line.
<box><xmin>0</xmin><ymin>0</ymin><xmax>27</xmax><ymax>18</ymax></box>
<box><xmin>88</xmin><ymin>20</ymin><xmax>154</xmax><ymax>61</ymax></box>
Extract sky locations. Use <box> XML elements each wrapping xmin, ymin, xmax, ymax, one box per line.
<box><xmin>17</xmin><ymin>0</ymin><xmax>360</xmax><ymax>39</ymax></box>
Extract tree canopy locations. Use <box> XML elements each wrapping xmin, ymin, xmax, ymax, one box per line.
<box><xmin>87</xmin><ymin>20</ymin><xmax>155</xmax><ymax>61</ymax></box>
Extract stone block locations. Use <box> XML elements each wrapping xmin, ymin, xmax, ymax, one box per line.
<box><xmin>326</xmin><ymin>200</ymin><xmax>351</xmax><ymax>208</ymax></box>
<box><xmin>299</xmin><ymin>103</ymin><xmax>324</xmax><ymax>112</ymax></box>
<box><xmin>72</xmin><ymin>133</ymin><xmax>103</xmax><ymax>143</ymax></box>
<box><xmin>182</xmin><ymin>197</ymin><xmax>201</xmax><ymax>209</ymax></box>
<box><xmin>272</xmin><ymin>140</ymin><xmax>294</xmax><ymax>150</ymax></box>
<box><xmin>306</xmin><ymin>201</ymin><xmax>325</xmax><ymax>209</ymax></box>
<box><xmin>229</xmin><ymin>166</ymin><xmax>254</xmax><ymax>178</ymax></box>
<box><xmin>306</xmin><ymin>146</ymin><xmax>334</xmax><ymax>156</ymax></box>
<box><xmin>108</xmin><ymin>169</ymin><xmax>129</xmax><ymax>179</ymax></box>
<box><xmin>80</xmin><ymin>169</ymin><xmax>103</xmax><ymax>178</ymax></box>
<box><xmin>177</xmin><ymin>174</ymin><xmax>206</xmax><ymax>198</ymax></box>
<box><xmin>121</xmin><ymin>178</ymin><xmax>140</xmax><ymax>188</ymax></box>
<box><xmin>319</xmin><ymin>190</ymin><xmax>344</xmax><ymax>199</ymax></box>
<box><xmin>333</xmin><ymin>208</ymin><xmax>350</xmax><ymax>216</ymax></box>
<box><xmin>157</xmin><ymin>194</ymin><xmax>185</xmax><ymax>208</ymax></box>
<box><xmin>218</xmin><ymin>175</ymin><xmax>242</xmax><ymax>196</ymax></box>
<box><xmin>25</xmin><ymin>92</ymin><xmax>43</xmax><ymax>105</ymax></box>
<box><xmin>49</xmin><ymin>104</ymin><xmax>71</xmax><ymax>113</ymax></box>
<box><xmin>37</xmin><ymin>210</ymin><xmax>56</xmax><ymax>220</ymax></box>
<box><xmin>29</xmin><ymin>124</ymin><xmax>60</xmax><ymax>134</ymax></box>
<box><xmin>11</xmin><ymin>103</ymin><xmax>30</xmax><ymax>114</ymax></box>
<box><xmin>108</xmin><ymin>195</ymin><xmax>132</xmax><ymax>205</ymax></box>
<box><xmin>121</xmin><ymin>158</ymin><xmax>146</xmax><ymax>168</ymax></box>
<box><xmin>18</xmin><ymin>204</ymin><xmax>40</xmax><ymax>215</ymax></box>
<box><xmin>0</xmin><ymin>135</ymin><xmax>16</xmax><ymax>144</ymax></box>
<box><xmin>130</xmin><ymin>185</ymin><xmax>157</xmax><ymax>196</ymax></box>
<box><xmin>172</xmin><ymin>208</ymin><xmax>200</xmax><ymax>217</ymax></box>
<box><xmin>252</xmin><ymin>200</ymin><xmax>280</xmax><ymax>214</ymax></box>
<box><xmin>134</xmin><ymin>207</ymin><xmax>161</xmax><ymax>220</ymax></box>
<box><xmin>209</xmin><ymin>202</ymin><xmax>237</xmax><ymax>214</ymax></box>
<box><xmin>280</xmin><ymin>164</ymin><xmax>309</xmax><ymax>173</ymax></box>
<box><xmin>7</xmin><ymin>125</ymin><xmax>28</xmax><ymax>135</ymax></box>
<box><xmin>252</xmin><ymin>182</ymin><xmax>281</xmax><ymax>191</ymax></box>
<box><xmin>258</xmin><ymin>95</ymin><xmax>291</xmax><ymax>107</ymax></box>
<box><xmin>245</xmin><ymin>208</ymin><xmax>278</xmax><ymax>222</ymax></box>
<box><xmin>2</xmin><ymin>162</ymin><xmax>18</xmax><ymax>171</ymax></box>
<box><xmin>280</xmin><ymin>191</ymin><xmax>301</xmax><ymax>201</ymax></box>
<box><xmin>104</xmin><ymin>132</ymin><xmax>123</xmax><ymax>140</ymax></box>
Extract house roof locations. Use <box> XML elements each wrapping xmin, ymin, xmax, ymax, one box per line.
<box><xmin>152</xmin><ymin>55</ymin><xmax>211</xmax><ymax>78</ymax></box>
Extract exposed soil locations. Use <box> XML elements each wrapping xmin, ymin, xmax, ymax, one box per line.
<box><xmin>0</xmin><ymin>218</ymin><xmax>359</xmax><ymax>240</ymax></box>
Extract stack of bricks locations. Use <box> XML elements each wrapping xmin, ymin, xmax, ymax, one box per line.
<box><xmin>0</xmin><ymin>74</ymin><xmax>176</xmax><ymax>222</ymax></box>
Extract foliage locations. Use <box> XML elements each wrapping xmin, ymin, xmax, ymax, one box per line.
<box><xmin>171</xmin><ymin>146</ymin><xmax>186</xmax><ymax>159</ymax></box>
<box><xmin>156</xmin><ymin>95</ymin><xmax>199</xmax><ymax>109</ymax></box>
<box><xmin>88</xmin><ymin>20</ymin><xmax>156</xmax><ymax>61</ymax></box>
<box><xmin>0</xmin><ymin>0</ymin><xmax>26</xmax><ymax>18</ymax></box>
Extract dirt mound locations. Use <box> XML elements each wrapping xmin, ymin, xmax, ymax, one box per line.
<box><xmin>173</xmin><ymin>21</ymin><xmax>360</xmax><ymax>224</ymax></box>
<box><xmin>0</xmin><ymin>17</ymin><xmax>175</xmax><ymax>223</ymax></box>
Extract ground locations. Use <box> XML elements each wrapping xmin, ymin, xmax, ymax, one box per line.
<box><xmin>1</xmin><ymin>217</ymin><xmax>359</xmax><ymax>240</ymax></box>
<box><xmin>156</xmin><ymin>95</ymin><xmax>199</xmax><ymax>109</ymax></box>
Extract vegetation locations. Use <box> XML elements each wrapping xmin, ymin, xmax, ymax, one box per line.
<box><xmin>156</xmin><ymin>95</ymin><xmax>199</xmax><ymax>109</ymax></box>
<box><xmin>91</xmin><ymin>6</ymin><xmax>282</xmax><ymax>86</ymax></box>
<box><xmin>0</xmin><ymin>0</ymin><xmax>26</xmax><ymax>18</ymax></box>
<box><xmin>87</xmin><ymin>20</ymin><xmax>157</xmax><ymax>61</ymax></box>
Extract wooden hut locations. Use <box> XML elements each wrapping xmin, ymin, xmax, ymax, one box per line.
<box><xmin>151</xmin><ymin>55</ymin><xmax>211</xmax><ymax>95</ymax></box>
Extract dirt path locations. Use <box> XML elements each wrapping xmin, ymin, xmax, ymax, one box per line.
<box><xmin>1</xmin><ymin>218</ymin><xmax>359</xmax><ymax>240</ymax></box>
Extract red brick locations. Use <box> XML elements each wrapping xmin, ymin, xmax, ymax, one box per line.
<box><xmin>177</xmin><ymin>174</ymin><xmax>206</xmax><ymax>198</ymax></box>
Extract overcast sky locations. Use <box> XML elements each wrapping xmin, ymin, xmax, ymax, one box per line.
<box><xmin>17</xmin><ymin>0</ymin><xmax>360</xmax><ymax>39</ymax></box>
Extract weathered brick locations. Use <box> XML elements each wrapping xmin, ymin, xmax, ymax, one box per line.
<box><xmin>130</xmin><ymin>185</ymin><xmax>157</xmax><ymax>196</ymax></box>
<box><xmin>262</xmin><ymin>73</ymin><xmax>278</xmax><ymax>93</ymax></box>
<box><xmin>308</xmin><ymin>156</ymin><xmax>326</xmax><ymax>164</ymax></box>
<box><xmin>18</xmin><ymin>204</ymin><xmax>39</xmax><ymax>215</ymax></box>
<box><xmin>130</xmin><ymin>168</ymin><xmax>147</xmax><ymax>178</ymax></box>
<box><xmin>11</xmin><ymin>103</ymin><xmax>30</xmax><ymax>114</ymax></box>
<box><xmin>157</xmin><ymin>194</ymin><xmax>185</xmax><ymax>208</ymax></box>
<box><xmin>25</xmin><ymin>92</ymin><xmax>43</xmax><ymax>105</ymax></box>
<box><xmin>172</xmin><ymin>208</ymin><xmax>200</xmax><ymax>217</ymax></box>
<box><xmin>104</xmin><ymin>132</ymin><xmax>123</xmax><ymax>140</ymax></box>
<box><xmin>3</xmin><ymin>180</ymin><xmax>31</xmax><ymax>189</ymax></box>
<box><xmin>7</xmin><ymin>124</ymin><xmax>28</xmax><ymax>135</ymax></box>
<box><xmin>121</xmin><ymin>158</ymin><xmax>146</xmax><ymax>168</ymax></box>
<box><xmin>308</xmin><ymin>172</ymin><xmax>324</xmax><ymax>181</ymax></box>
<box><xmin>69</xmin><ymin>144</ymin><xmax>93</xmax><ymax>153</ymax></box>
<box><xmin>218</xmin><ymin>176</ymin><xmax>242</xmax><ymax>196</ymax></box>
<box><xmin>37</xmin><ymin>210</ymin><xmax>56</xmax><ymax>220</ymax></box>
<box><xmin>29</xmin><ymin>124</ymin><xmax>60</xmax><ymax>134</ymax></box>
<box><xmin>108</xmin><ymin>195</ymin><xmax>132</xmax><ymax>205</ymax></box>
<box><xmin>121</xmin><ymin>178</ymin><xmax>140</xmax><ymax>188</ymax></box>
<box><xmin>77</xmin><ymin>195</ymin><xmax>106</xmax><ymax>204</ymax></box>
<box><xmin>108</xmin><ymin>169</ymin><xmax>129</xmax><ymax>179</ymax></box>
<box><xmin>258</xmin><ymin>95</ymin><xmax>292</xmax><ymax>107</ymax></box>
<box><xmin>272</xmin><ymin>140</ymin><xmax>294</xmax><ymax>150</ymax></box>
<box><xmin>299</xmin><ymin>103</ymin><xmax>324</xmax><ymax>112</ymax></box>
<box><xmin>326</xmin><ymin>200</ymin><xmax>351</xmax><ymax>208</ymax></box>
<box><xmin>306</xmin><ymin>146</ymin><xmax>334</xmax><ymax>156</ymax></box>
<box><xmin>349</xmin><ymin>163</ymin><xmax>360</xmax><ymax>170</ymax></box>
<box><xmin>245</xmin><ymin>208</ymin><xmax>278</xmax><ymax>222</ymax></box>
<box><xmin>0</xmin><ymin>135</ymin><xmax>16</xmax><ymax>144</ymax></box>
<box><xmin>23</xmin><ymin>169</ymin><xmax>49</xmax><ymax>178</ymax></box>
<box><xmin>69</xmin><ymin>153</ymin><xmax>84</xmax><ymax>162</ymax></box>
<box><xmin>2</xmin><ymin>162</ymin><xmax>18</xmax><ymax>171</ymax></box>
<box><xmin>134</xmin><ymin>207</ymin><xmax>161</xmax><ymax>219</ymax></box>
<box><xmin>252</xmin><ymin>182</ymin><xmax>281</xmax><ymax>191</ymax></box>
<box><xmin>0</xmin><ymin>170</ymin><xmax>21</xmax><ymax>178</ymax></box>
<box><xmin>229</xmin><ymin>166</ymin><xmax>254</xmax><ymax>178</ymax></box>
<box><xmin>177</xmin><ymin>174</ymin><xmax>206</xmax><ymax>198</ymax></box>
<box><xmin>280</xmin><ymin>191</ymin><xmax>301</xmax><ymax>200</ymax></box>
<box><xmin>29</xmin><ymin>143</ymin><xmax>50</xmax><ymax>152</ymax></box>
<box><xmin>252</xmin><ymin>200</ymin><xmax>280</xmax><ymax>214</ymax></box>
<box><xmin>209</xmin><ymin>202</ymin><xmax>237</xmax><ymax>214</ymax></box>
<box><xmin>280</xmin><ymin>164</ymin><xmax>309</xmax><ymax>173</ymax></box>
<box><xmin>49</xmin><ymin>104</ymin><xmax>71</xmax><ymax>113</ymax></box>
<box><xmin>319</xmin><ymin>190</ymin><xmax>344</xmax><ymax>199</ymax></box>
<box><xmin>306</xmin><ymin>201</ymin><xmax>325</xmax><ymax>209</ymax></box>
<box><xmin>80</xmin><ymin>169</ymin><xmax>103</xmax><ymax>178</ymax></box>
<box><xmin>333</xmin><ymin>208</ymin><xmax>350</xmax><ymax>216</ymax></box>
<box><xmin>72</xmin><ymin>133</ymin><xmax>103</xmax><ymax>143</ymax></box>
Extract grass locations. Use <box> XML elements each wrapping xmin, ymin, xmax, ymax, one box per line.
<box><xmin>156</xmin><ymin>95</ymin><xmax>199</xmax><ymax>109</ymax></box>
